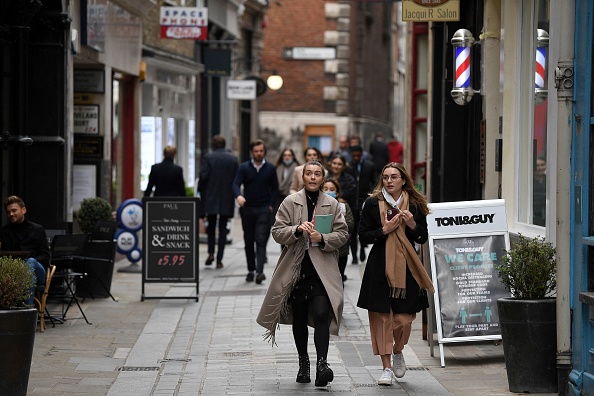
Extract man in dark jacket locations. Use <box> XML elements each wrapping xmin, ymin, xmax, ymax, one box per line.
<box><xmin>1</xmin><ymin>195</ymin><xmax>49</xmax><ymax>305</ymax></box>
<box><xmin>233</xmin><ymin>139</ymin><xmax>278</xmax><ymax>284</ymax></box>
<box><xmin>144</xmin><ymin>145</ymin><xmax>186</xmax><ymax>197</ymax></box>
<box><xmin>198</xmin><ymin>135</ymin><xmax>239</xmax><ymax>269</ymax></box>
<box><xmin>369</xmin><ymin>133</ymin><xmax>390</xmax><ymax>175</ymax></box>
<box><xmin>345</xmin><ymin>145</ymin><xmax>376</xmax><ymax>264</ymax></box>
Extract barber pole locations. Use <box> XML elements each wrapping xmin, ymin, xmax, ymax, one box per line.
<box><xmin>451</xmin><ymin>29</ymin><xmax>476</xmax><ymax>105</ymax></box>
<box><xmin>455</xmin><ymin>46</ymin><xmax>471</xmax><ymax>88</ymax></box>
<box><xmin>534</xmin><ymin>29</ymin><xmax>549</xmax><ymax>104</ymax></box>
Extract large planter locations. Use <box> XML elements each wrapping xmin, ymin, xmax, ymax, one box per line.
<box><xmin>497</xmin><ymin>297</ymin><xmax>557</xmax><ymax>393</ymax></box>
<box><xmin>0</xmin><ymin>308</ymin><xmax>38</xmax><ymax>395</ymax></box>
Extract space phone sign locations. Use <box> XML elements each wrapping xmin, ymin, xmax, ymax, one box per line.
<box><xmin>143</xmin><ymin>197</ymin><xmax>199</xmax><ymax>282</ymax></box>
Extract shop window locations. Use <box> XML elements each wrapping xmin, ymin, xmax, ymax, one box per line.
<box><xmin>515</xmin><ymin>0</ymin><xmax>549</xmax><ymax>227</ymax></box>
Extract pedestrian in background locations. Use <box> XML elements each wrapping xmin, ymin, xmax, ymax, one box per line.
<box><xmin>290</xmin><ymin>146</ymin><xmax>325</xmax><ymax>194</ymax></box>
<box><xmin>345</xmin><ymin>145</ymin><xmax>376</xmax><ymax>264</ymax></box>
<box><xmin>356</xmin><ymin>162</ymin><xmax>434</xmax><ymax>386</ymax></box>
<box><xmin>257</xmin><ymin>161</ymin><xmax>348</xmax><ymax>388</ymax></box>
<box><xmin>233</xmin><ymin>139</ymin><xmax>278</xmax><ymax>284</ymax></box>
<box><xmin>198</xmin><ymin>135</ymin><xmax>239</xmax><ymax>269</ymax></box>
<box><xmin>329</xmin><ymin>135</ymin><xmax>351</xmax><ymax>163</ymax></box>
<box><xmin>322</xmin><ymin>178</ymin><xmax>354</xmax><ymax>282</ymax></box>
<box><xmin>275</xmin><ymin>148</ymin><xmax>299</xmax><ymax>213</ymax></box>
<box><xmin>144</xmin><ymin>145</ymin><xmax>186</xmax><ymax>197</ymax></box>
<box><xmin>369</xmin><ymin>132</ymin><xmax>390</xmax><ymax>175</ymax></box>
<box><xmin>388</xmin><ymin>135</ymin><xmax>404</xmax><ymax>164</ymax></box>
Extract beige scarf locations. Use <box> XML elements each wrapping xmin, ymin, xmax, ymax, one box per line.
<box><xmin>380</xmin><ymin>193</ymin><xmax>434</xmax><ymax>298</ymax></box>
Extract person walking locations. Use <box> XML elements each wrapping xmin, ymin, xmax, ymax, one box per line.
<box><xmin>369</xmin><ymin>133</ymin><xmax>390</xmax><ymax>175</ymax></box>
<box><xmin>198</xmin><ymin>135</ymin><xmax>239</xmax><ymax>269</ymax></box>
<box><xmin>289</xmin><ymin>146</ymin><xmax>325</xmax><ymax>194</ymax></box>
<box><xmin>322</xmin><ymin>178</ymin><xmax>354</xmax><ymax>282</ymax></box>
<box><xmin>275</xmin><ymin>148</ymin><xmax>299</xmax><ymax>212</ymax></box>
<box><xmin>345</xmin><ymin>145</ymin><xmax>376</xmax><ymax>264</ymax></box>
<box><xmin>144</xmin><ymin>145</ymin><xmax>186</xmax><ymax>197</ymax></box>
<box><xmin>356</xmin><ymin>162</ymin><xmax>434</xmax><ymax>386</ymax></box>
<box><xmin>233</xmin><ymin>139</ymin><xmax>278</xmax><ymax>284</ymax></box>
<box><xmin>257</xmin><ymin>161</ymin><xmax>349</xmax><ymax>388</ymax></box>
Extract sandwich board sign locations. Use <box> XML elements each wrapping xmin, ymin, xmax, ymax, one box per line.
<box><xmin>427</xmin><ymin>199</ymin><xmax>511</xmax><ymax>367</ymax></box>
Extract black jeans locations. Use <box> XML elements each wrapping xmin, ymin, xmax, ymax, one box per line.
<box><xmin>292</xmin><ymin>295</ymin><xmax>331</xmax><ymax>359</ymax></box>
<box><xmin>206</xmin><ymin>214</ymin><xmax>230</xmax><ymax>262</ymax></box>
<box><xmin>239</xmin><ymin>206</ymin><xmax>271</xmax><ymax>274</ymax></box>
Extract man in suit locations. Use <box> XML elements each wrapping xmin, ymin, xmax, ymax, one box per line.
<box><xmin>198</xmin><ymin>135</ymin><xmax>239</xmax><ymax>269</ymax></box>
<box><xmin>144</xmin><ymin>145</ymin><xmax>186</xmax><ymax>197</ymax></box>
<box><xmin>345</xmin><ymin>145</ymin><xmax>376</xmax><ymax>264</ymax></box>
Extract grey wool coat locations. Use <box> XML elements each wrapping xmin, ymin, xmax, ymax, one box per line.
<box><xmin>256</xmin><ymin>190</ymin><xmax>349</xmax><ymax>343</ymax></box>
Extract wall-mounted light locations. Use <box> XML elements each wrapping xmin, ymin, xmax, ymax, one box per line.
<box><xmin>451</xmin><ymin>29</ymin><xmax>479</xmax><ymax>106</ymax></box>
<box><xmin>266</xmin><ymin>70</ymin><xmax>283</xmax><ymax>90</ymax></box>
<box><xmin>534</xmin><ymin>29</ymin><xmax>549</xmax><ymax>105</ymax></box>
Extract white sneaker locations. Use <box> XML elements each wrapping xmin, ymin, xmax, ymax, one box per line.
<box><xmin>393</xmin><ymin>352</ymin><xmax>406</xmax><ymax>378</ymax></box>
<box><xmin>377</xmin><ymin>368</ymin><xmax>395</xmax><ymax>386</ymax></box>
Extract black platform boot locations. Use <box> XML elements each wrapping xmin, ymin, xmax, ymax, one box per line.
<box><xmin>315</xmin><ymin>357</ymin><xmax>334</xmax><ymax>387</ymax></box>
<box><xmin>296</xmin><ymin>355</ymin><xmax>311</xmax><ymax>383</ymax></box>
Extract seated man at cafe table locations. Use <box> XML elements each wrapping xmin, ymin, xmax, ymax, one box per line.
<box><xmin>0</xmin><ymin>195</ymin><xmax>49</xmax><ymax>305</ymax></box>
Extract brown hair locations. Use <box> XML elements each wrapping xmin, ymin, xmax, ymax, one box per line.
<box><xmin>163</xmin><ymin>145</ymin><xmax>177</xmax><ymax>159</ymax></box>
<box><xmin>211</xmin><ymin>135</ymin><xmax>226</xmax><ymax>149</ymax></box>
<box><xmin>371</xmin><ymin>162</ymin><xmax>430</xmax><ymax>215</ymax></box>
<box><xmin>4</xmin><ymin>195</ymin><xmax>25</xmax><ymax>210</ymax></box>
<box><xmin>250</xmin><ymin>139</ymin><xmax>266</xmax><ymax>153</ymax></box>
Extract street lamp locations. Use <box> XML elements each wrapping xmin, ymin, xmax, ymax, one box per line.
<box><xmin>266</xmin><ymin>70</ymin><xmax>283</xmax><ymax>90</ymax></box>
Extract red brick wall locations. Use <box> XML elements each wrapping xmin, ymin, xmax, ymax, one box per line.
<box><xmin>260</xmin><ymin>0</ymin><xmax>335</xmax><ymax>113</ymax></box>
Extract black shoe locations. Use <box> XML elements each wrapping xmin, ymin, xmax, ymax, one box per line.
<box><xmin>216</xmin><ymin>261</ymin><xmax>224</xmax><ymax>269</ymax></box>
<box><xmin>342</xmin><ymin>274</ymin><xmax>347</xmax><ymax>282</ymax></box>
<box><xmin>255</xmin><ymin>273</ymin><xmax>266</xmax><ymax>284</ymax></box>
<box><xmin>205</xmin><ymin>254</ymin><xmax>214</xmax><ymax>266</ymax></box>
<box><xmin>246</xmin><ymin>272</ymin><xmax>254</xmax><ymax>282</ymax></box>
<box><xmin>360</xmin><ymin>248</ymin><xmax>366</xmax><ymax>262</ymax></box>
<box><xmin>296</xmin><ymin>355</ymin><xmax>311</xmax><ymax>383</ymax></box>
<box><xmin>352</xmin><ymin>258</ymin><xmax>358</xmax><ymax>265</ymax></box>
<box><xmin>315</xmin><ymin>357</ymin><xmax>333</xmax><ymax>387</ymax></box>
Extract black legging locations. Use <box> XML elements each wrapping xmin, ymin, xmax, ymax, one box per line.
<box><xmin>292</xmin><ymin>295</ymin><xmax>332</xmax><ymax>359</ymax></box>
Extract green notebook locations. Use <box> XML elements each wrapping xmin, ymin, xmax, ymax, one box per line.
<box><xmin>314</xmin><ymin>214</ymin><xmax>333</xmax><ymax>234</ymax></box>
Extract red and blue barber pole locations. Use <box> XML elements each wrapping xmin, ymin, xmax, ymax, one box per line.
<box><xmin>451</xmin><ymin>29</ymin><xmax>476</xmax><ymax>106</ymax></box>
<box><xmin>535</xmin><ymin>29</ymin><xmax>549</xmax><ymax>104</ymax></box>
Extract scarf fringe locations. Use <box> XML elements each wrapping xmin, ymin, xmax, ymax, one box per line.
<box><xmin>389</xmin><ymin>287</ymin><xmax>406</xmax><ymax>299</ymax></box>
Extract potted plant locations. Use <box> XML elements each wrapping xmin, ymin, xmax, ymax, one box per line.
<box><xmin>496</xmin><ymin>234</ymin><xmax>557</xmax><ymax>393</ymax></box>
<box><xmin>0</xmin><ymin>256</ymin><xmax>38</xmax><ymax>395</ymax></box>
<box><xmin>76</xmin><ymin>197</ymin><xmax>113</xmax><ymax>234</ymax></box>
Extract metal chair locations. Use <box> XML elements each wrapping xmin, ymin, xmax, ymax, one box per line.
<box><xmin>48</xmin><ymin>234</ymin><xmax>92</xmax><ymax>325</ymax></box>
<box><xmin>73</xmin><ymin>240</ymin><xmax>118</xmax><ymax>302</ymax></box>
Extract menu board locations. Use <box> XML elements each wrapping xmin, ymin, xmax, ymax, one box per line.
<box><xmin>142</xmin><ymin>197</ymin><xmax>199</xmax><ymax>301</ymax></box>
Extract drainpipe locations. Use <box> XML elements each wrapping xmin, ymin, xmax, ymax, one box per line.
<box><xmin>480</xmin><ymin>0</ymin><xmax>501</xmax><ymax>200</ymax></box>
<box><xmin>552</xmin><ymin>0</ymin><xmax>574</xmax><ymax>392</ymax></box>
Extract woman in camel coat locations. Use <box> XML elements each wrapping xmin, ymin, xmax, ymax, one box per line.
<box><xmin>257</xmin><ymin>160</ymin><xmax>349</xmax><ymax>388</ymax></box>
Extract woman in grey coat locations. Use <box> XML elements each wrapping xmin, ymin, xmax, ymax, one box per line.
<box><xmin>256</xmin><ymin>161</ymin><xmax>349</xmax><ymax>387</ymax></box>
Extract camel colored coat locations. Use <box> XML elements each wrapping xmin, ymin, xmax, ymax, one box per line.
<box><xmin>256</xmin><ymin>190</ymin><xmax>349</xmax><ymax>343</ymax></box>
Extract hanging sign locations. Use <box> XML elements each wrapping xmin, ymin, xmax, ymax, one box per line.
<box><xmin>402</xmin><ymin>0</ymin><xmax>460</xmax><ymax>22</ymax></box>
<box><xmin>427</xmin><ymin>199</ymin><xmax>511</xmax><ymax>367</ymax></box>
<box><xmin>160</xmin><ymin>7</ymin><xmax>208</xmax><ymax>40</ymax></box>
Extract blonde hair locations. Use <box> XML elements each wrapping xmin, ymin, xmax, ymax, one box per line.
<box><xmin>163</xmin><ymin>146</ymin><xmax>177</xmax><ymax>159</ymax></box>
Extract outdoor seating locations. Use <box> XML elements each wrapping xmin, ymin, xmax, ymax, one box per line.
<box><xmin>48</xmin><ymin>234</ymin><xmax>92</xmax><ymax>325</ymax></box>
<box><xmin>34</xmin><ymin>264</ymin><xmax>56</xmax><ymax>332</ymax></box>
<box><xmin>73</xmin><ymin>239</ymin><xmax>118</xmax><ymax>302</ymax></box>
